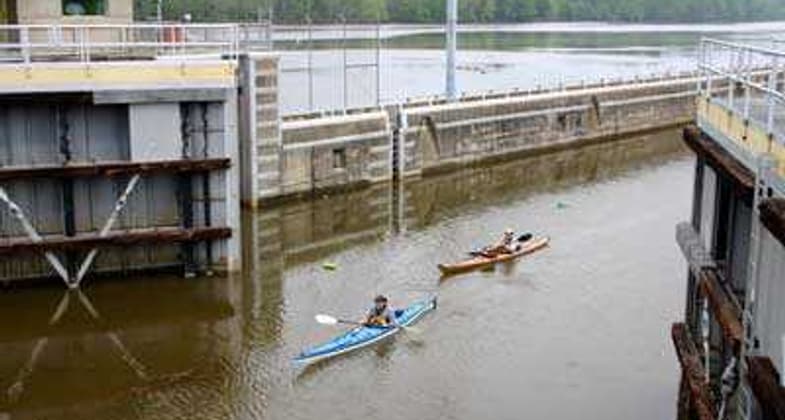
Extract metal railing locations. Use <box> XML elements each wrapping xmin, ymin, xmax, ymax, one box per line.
<box><xmin>699</xmin><ymin>38</ymin><xmax>785</xmax><ymax>141</ymax></box>
<box><xmin>0</xmin><ymin>22</ymin><xmax>272</xmax><ymax>64</ymax></box>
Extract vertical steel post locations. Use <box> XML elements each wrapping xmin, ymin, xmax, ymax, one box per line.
<box><xmin>307</xmin><ymin>17</ymin><xmax>313</xmax><ymax>111</ymax></box>
<box><xmin>342</xmin><ymin>16</ymin><xmax>348</xmax><ymax>112</ymax></box>
<box><xmin>767</xmin><ymin>56</ymin><xmax>777</xmax><ymax>134</ymax></box>
<box><xmin>446</xmin><ymin>0</ymin><xmax>458</xmax><ymax>101</ymax></box>
<box><xmin>376</xmin><ymin>20</ymin><xmax>382</xmax><ymax>107</ymax></box>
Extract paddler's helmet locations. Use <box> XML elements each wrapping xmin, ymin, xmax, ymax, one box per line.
<box><xmin>374</xmin><ymin>295</ymin><xmax>388</xmax><ymax>304</ymax></box>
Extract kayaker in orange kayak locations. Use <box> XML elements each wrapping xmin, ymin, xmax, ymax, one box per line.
<box><xmin>482</xmin><ymin>228</ymin><xmax>519</xmax><ymax>256</ymax></box>
<box><xmin>364</xmin><ymin>295</ymin><xmax>399</xmax><ymax>327</ymax></box>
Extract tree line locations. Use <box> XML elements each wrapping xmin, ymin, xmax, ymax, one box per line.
<box><xmin>134</xmin><ymin>0</ymin><xmax>785</xmax><ymax>23</ymax></box>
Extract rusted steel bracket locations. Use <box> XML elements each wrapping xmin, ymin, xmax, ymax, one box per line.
<box><xmin>760</xmin><ymin>198</ymin><xmax>785</xmax><ymax>248</ymax></box>
<box><xmin>746</xmin><ymin>356</ymin><xmax>785</xmax><ymax>420</ymax></box>
<box><xmin>682</xmin><ymin>126</ymin><xmax>755</xmax><ymax>195</ymax></box>
<box><xmin>676</xmin><ymin>222</ymin><xmax>744</xmax><ymax>354</ymax></box>
<box><xmin>0</xmin><ymin>158</ymin><xmax>231</xmax><ymax>180</ymax></box>
<box><xmin>672</xmin><ymin>322</ymin><xmax>717</xmax><ymax>420</ymax></box>
<box><xmin>698</xmin><ymin>270</ymin><xmax>744</xmax><ymax>354</ymax></box>
<box><xmin>0</xmin><ymin>187</ymin><xmax>70</xmax><ymax>286</ymax></box>
<box><xmin>0</xmin><ymin>227</ymin><xmax>232</xmax><ymax>255</ymax></box>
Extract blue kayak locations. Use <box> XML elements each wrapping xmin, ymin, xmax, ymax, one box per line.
<box><xmin>293</xmin><ymin>297</ymin><xmax>437</xmax><ymax>366</ymax></box>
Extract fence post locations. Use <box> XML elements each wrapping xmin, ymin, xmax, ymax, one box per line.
<box><xmin>20</xmin><ymin>26</ymin><xmax>30</xmax><ymax>64</ymax></box>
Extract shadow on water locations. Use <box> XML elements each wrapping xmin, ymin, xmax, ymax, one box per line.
<box><xmin>0</xmin><ymin>128</ymin><xmax>688</xmax><ymax>419</ymax></box>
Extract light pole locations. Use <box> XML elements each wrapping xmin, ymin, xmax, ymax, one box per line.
<box><xmin>446</xmin><ymin>0</ymin><xmax>457</xmax><ymax>101</ymax></box>
<box><xmin>156</xmin><ymin>0</ymin><xmax>163</xmax><ymax>23</ymax></box>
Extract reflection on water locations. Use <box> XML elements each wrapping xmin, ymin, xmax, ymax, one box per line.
<box><xmin>0</xmin><ymin>129</ymin><xmax>690</xmax><ymax>420</ymax></box>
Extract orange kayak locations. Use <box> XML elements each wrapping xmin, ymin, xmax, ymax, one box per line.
<box><xmin>438</xmin><ymin>236</ymin><xmax>550</xmax><ymax>276</ymax></box>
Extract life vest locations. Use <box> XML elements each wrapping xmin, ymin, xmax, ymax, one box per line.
<box><xmin>367</xmin><ymin>307</ymin><xmax>391</xmax><ymax>326</ymax></box>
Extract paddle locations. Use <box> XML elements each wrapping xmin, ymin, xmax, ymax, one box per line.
<box><xmin>314</xmin><ymin>314</ymin><xmax>422</xmax><ymax>335</ymax></box>
<box><xmin>468</xmin><ymin>232</ymin><xmax>533</xmax><ymax>256</ymax></box>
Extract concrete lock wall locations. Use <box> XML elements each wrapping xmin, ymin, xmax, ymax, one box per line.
<box><xmin>401</xmin><ymin>77</ymin><xmax>695</xmax><ymax>175</ymax></box>
<box><xmin>250</xmin><ymin>76</ymin><xmax>697</xmax><ymax>204</ymax></box>
<box><xmin>279</xmin><ymin>112</ymin><xmax>391</xmax><ymax>197</ymax></box>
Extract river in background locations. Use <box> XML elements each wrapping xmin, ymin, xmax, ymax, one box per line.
<box><xmin>0</xmin><ymin>128</ymin><xmax>693</xmax><ymax>420</ymax></box>
<box><xmin>276</xmin><ymin>21</ymin><xmax>785</xmax><ymax>113</ymax></box>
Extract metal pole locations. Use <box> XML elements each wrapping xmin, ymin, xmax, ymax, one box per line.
<box><xmin>446</xmin><ymin>0</ymin><xmax>458</xmax><ymax>101</ymax></box>
<box><xmin>307</xmin><ymin>16</ymin><xmax>313</xmax><ymax>111</ymax></box>
<box><xmin>156</xmin><ymin>0</ymin><xmax>163</xmax><ymax>23</ymax></box>
<box><xmin>376</xmin><ymin>20</ymin><xmax>381</xmax><ymax>106</ymax></box>
<box><xmin>343</xmin><ymin>16</ymin><xmax>348</xmax><ymax>112</ymax></box>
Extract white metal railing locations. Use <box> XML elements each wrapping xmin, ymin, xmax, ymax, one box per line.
<box><xmin>0</xmin><ymin>22</ymin><xmax>272</xmax><ymax>64</ymax></box>
<box><xmin>699</xmin><ymin>38</ymin><xmax>785</xmax><ymax>138</ymax></box>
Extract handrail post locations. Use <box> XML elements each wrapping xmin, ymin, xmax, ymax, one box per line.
<box><xmin>743</xmin><ymin>49</ymin><xmax>751</xmax><ymax>120</ymax></box>
<box><xmin>766</xmin><ymin>56</ymin><xmax>777</xmax><ymax>134</ymax></box>
<box><xmin>20</xmin><ymin>26</ymin><xmax>30</xmax><ymax>64</ymax></box>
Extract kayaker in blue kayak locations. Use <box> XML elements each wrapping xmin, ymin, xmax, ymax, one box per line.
<box><xmin>365</xmin><ymin>295</ymin><xmax>400</xmax><ymax>328</ymax></box>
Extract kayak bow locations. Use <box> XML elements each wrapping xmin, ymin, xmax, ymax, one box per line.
<box><xmin>293</xmin><ymin>297</ymin><xmax>437</xmax><ymax>366</ymax></box>
<box><xmin>438</xmin><ymin>236</ymin><xmax>550</xmax><ymax>276</ymax></box>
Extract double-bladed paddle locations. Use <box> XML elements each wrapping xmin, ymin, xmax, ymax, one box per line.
<box><xmin>314</xmin><ymin>314</ymin><xmax>421</xmax><ymax>335</ymax></box>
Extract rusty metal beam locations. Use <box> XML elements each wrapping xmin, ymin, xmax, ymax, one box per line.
<box><xmin>760</xmin><ymin>198</ymin><xmax>785</xmax><ymax>248</ymax></box>
<box><xmin>672</xmin><ymin>322</ymin><xmax>717</xmax><ymax>420</ymax></box>
<box><xmin>0</xmin><ymin>158</ymin><xmax>231</xmax><ymax>180</ymax></box>
<box><xmin>747</xmin><ymin>356</ymin><xmax>785</xmax><ymax>420</ymax></box>
<box><xmin>697</xmin><ymin>269</ymin><xmax>744</xmax><ymax>354</ymax></box>
<box><xmin>682</xmin><ymin>126</ymin><xmax>755</xmax><ymax>194</ymax></box>
<box><xmin>0</xmin><ymin>227</ymin><xmax>231</xmax><ymax>255</ymax></box>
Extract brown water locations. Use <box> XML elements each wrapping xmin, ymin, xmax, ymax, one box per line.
<box><xmin>0</xmin><ymin>129</ymin><xmax>692</xmax><ymax>420</ymax></box>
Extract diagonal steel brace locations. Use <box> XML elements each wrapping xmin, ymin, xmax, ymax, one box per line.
<box><xmin>0</xmin><ymin>186</ymin><xmax>70</xmax><ymax>285</ymax></box>
<box><xmin>72</xmin><ymin>174</ymin><xmax>142</xmax><ymax>288</ymax></box>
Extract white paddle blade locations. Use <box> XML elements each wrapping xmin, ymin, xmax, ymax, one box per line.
<box><xmin>315</xmin><ymin>314</ymin><xmax>339</xmax><ymax>325</ymax></box>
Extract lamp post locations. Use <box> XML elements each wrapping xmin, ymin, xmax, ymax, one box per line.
<box><xmin>446</xmin><ymin>0</ymin><xmax>457</xmax><ymax>101</ymax></box>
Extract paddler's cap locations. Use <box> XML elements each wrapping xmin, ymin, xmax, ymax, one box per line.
<box><xmin>374</xmin><ymin>295</ymin><xmax>388</xmax><ymax>303</ymax></box>
<box><xmin>504</xmin><ymin>228</ymin><xmax>514</xmax><ymax>236</ymax></box>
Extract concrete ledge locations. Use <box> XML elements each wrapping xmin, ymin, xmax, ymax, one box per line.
<box><xmin>0</xmin><ymin>61</ymin><xmax>236</xmax><ymax>94</ymax></box>
<box><xmin>257</xmin><ymin>179</ymin><xmax>374</xmax><ymax>207</ymax></box>
<box><xmin>421</xmin><ymin>121</ymin><xmax>690</xmax><ymax>177</ymax></box>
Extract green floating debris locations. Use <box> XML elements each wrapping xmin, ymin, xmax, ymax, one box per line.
<box><xmin>322</xmin><ymin>262</ymin><xmax>338</xmax><ymax>271</ymax></box>
<box><xmin>556</xmin><ymin>202</ymin><xmax>569</xmax><ymax>209</ymax></box>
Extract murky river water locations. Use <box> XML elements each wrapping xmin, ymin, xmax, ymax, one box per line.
<box><xmin>0</xmin><ymin>129</ymin><xmax>692</xmax><ymax>419</ymax></box>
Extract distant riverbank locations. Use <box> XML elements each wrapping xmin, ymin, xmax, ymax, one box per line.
<box><xmin>273</xmin><ymin>21</ymin><xmax>785</xmax><ymax>42</ymax></box>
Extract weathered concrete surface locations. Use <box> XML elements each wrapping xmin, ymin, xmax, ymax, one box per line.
<box><xmin>276</xmin><ymin>111</ymin><xmax>391</xmax><ymax>200</ymax></box>
<box><xmin>401</xmin><ymin>77</ymin><xmax>696</xmax><ymax>175</ymax></box>
<box><xmin>16</xmin><ymin>0</ymin><xmax>133</xmax><ymax>24</ymax></box>
<box><xmin>238</xmin><ymin>53</ymin><xmax>280</xmax><ymax>207</ymax></box>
